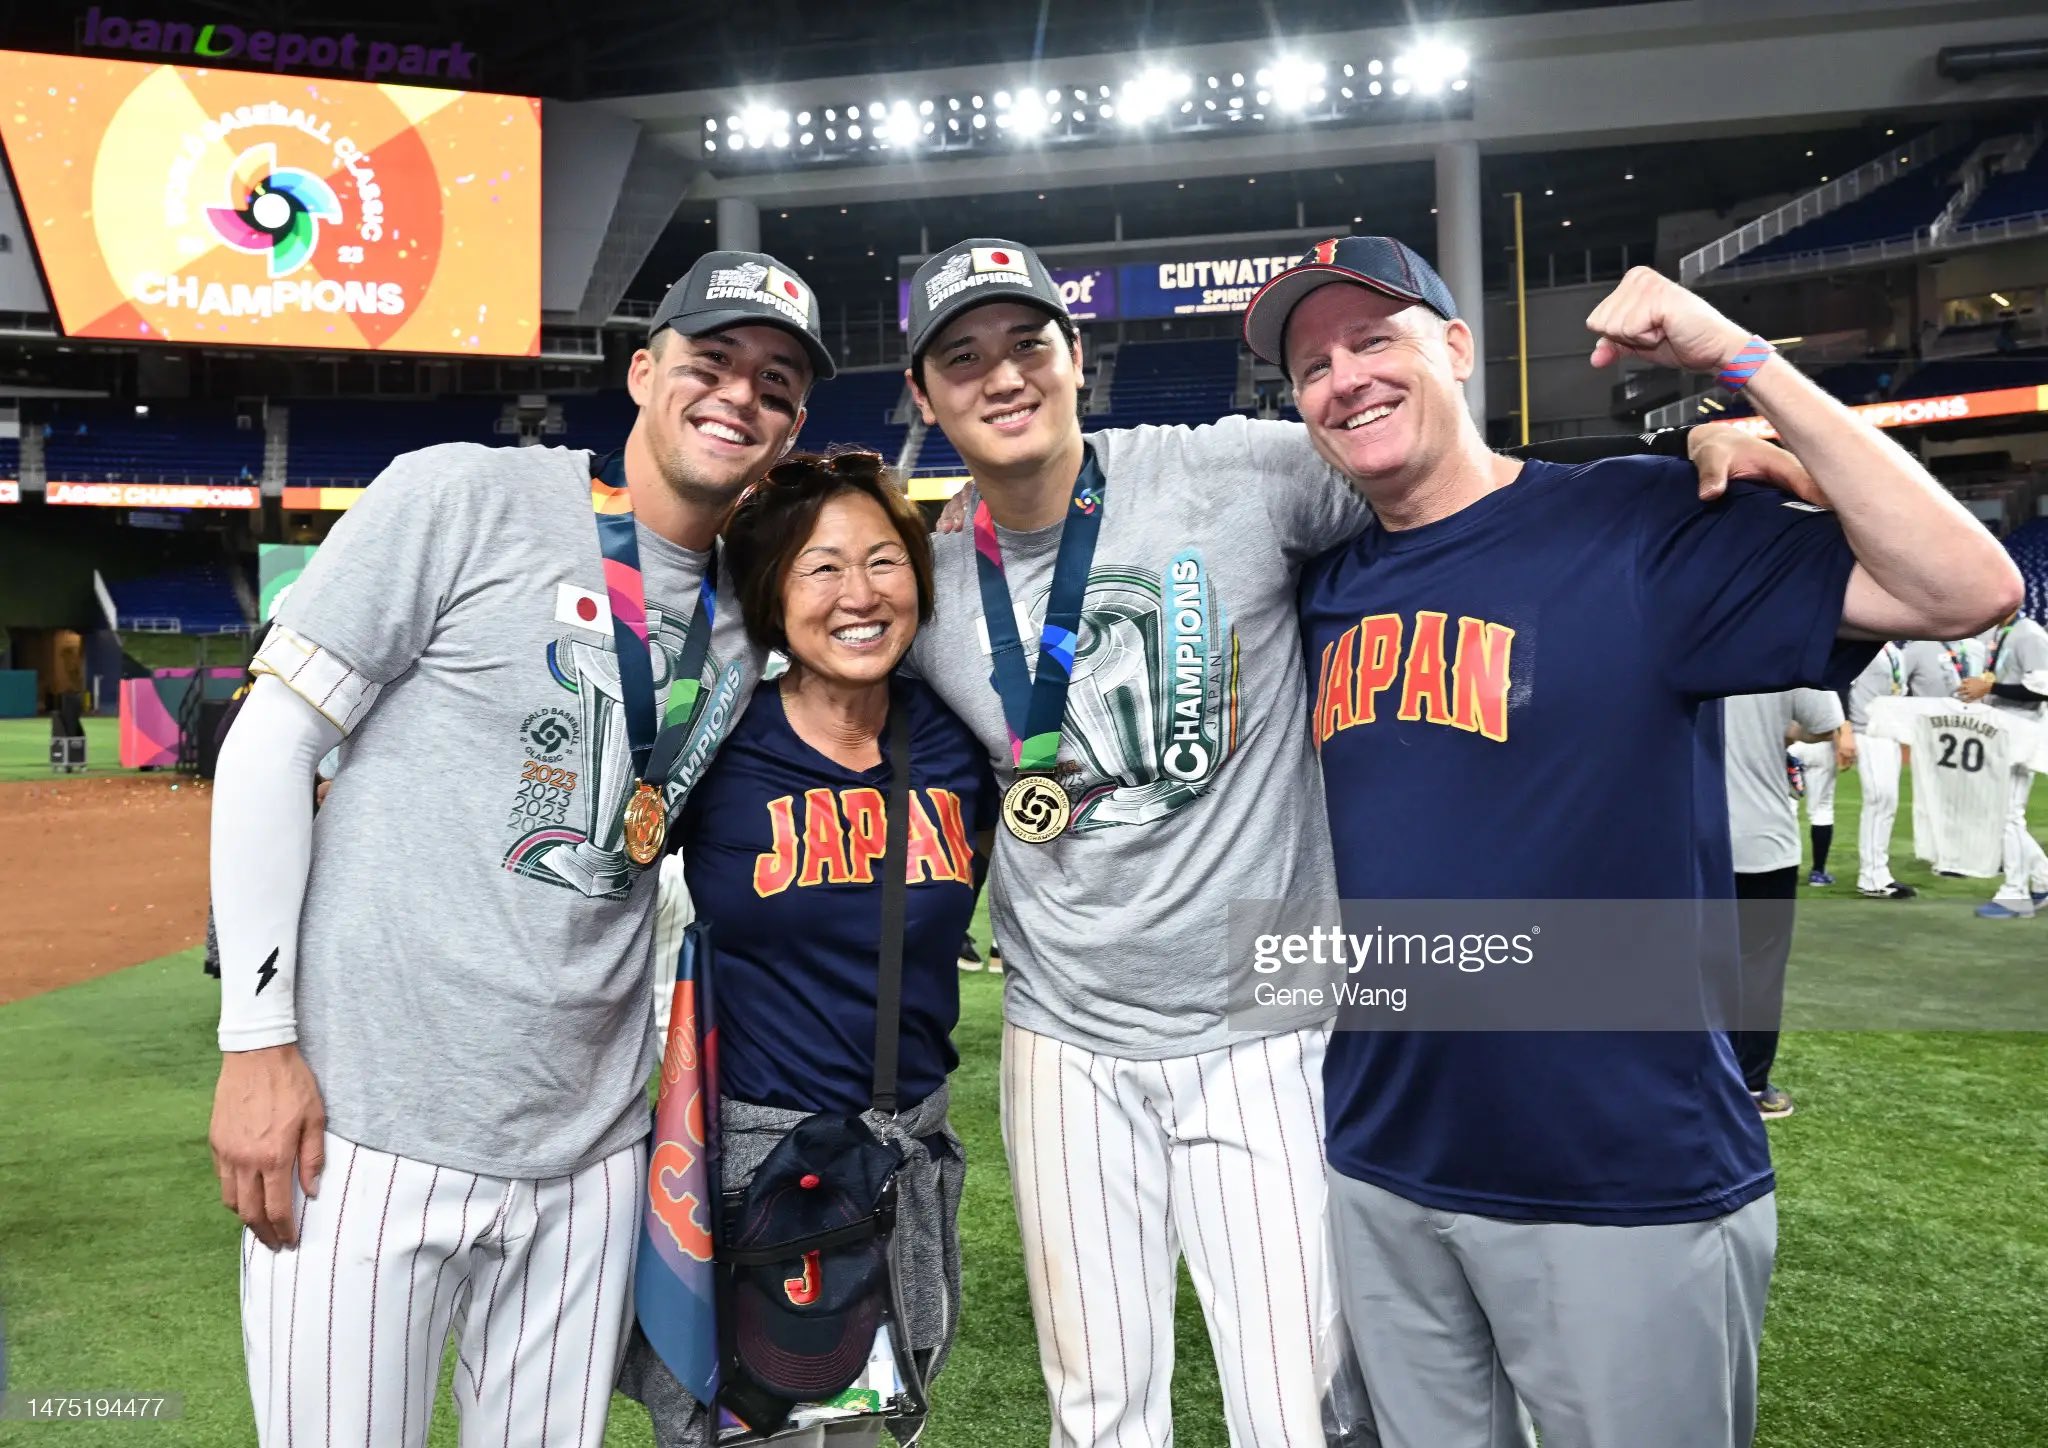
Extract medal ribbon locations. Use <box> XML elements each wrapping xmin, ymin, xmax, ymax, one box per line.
<box><xmin>1985</xmin><ymin>622</ymin><xmax>2013</xmax><ymax>675</ymax></box>
<box><xmin>973</xmin><ymin>448</ymin><xmax>1105</xmax><ymax>772</ymax></box>
<box><xmin>590</xmin><ymin>451</ymin><xmax>719</xmax><ymax>793</ymax></box>
<box><xmin>1886</xmin><ymin>643</ymin><xmax>1902</xmax><ymax>695</ymax></box>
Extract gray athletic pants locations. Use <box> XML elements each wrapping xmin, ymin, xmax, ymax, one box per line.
<box><xmin>1328</xmin><ymin>1171</ymin><xmax>1776</xmax><ymax>1448</ymax></box>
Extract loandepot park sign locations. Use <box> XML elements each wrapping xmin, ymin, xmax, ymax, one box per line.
<box><xmin>80</xmin><ymin>7</ymin><xmax>479</xmax><ymax>81</ymax></box>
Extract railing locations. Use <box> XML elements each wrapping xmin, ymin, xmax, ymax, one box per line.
<box><xmin>42</xmin><ymin>469</ymin><xmax>261</xmax><ymax>484</ymax></box>
<box><xmin>1700</xmin><ymin>207</ymin><xmax>2048</xmax><ymax>285</ymax></box>
<box><xmin>1929</xmin><ymin>163</ymin><xmax>1985</xmax><ymax>244</ymax></box>
<box><xmin>1680</xmin><ymin>122</ymin><xmax>1968</xmax><ymax>284</ymax></box>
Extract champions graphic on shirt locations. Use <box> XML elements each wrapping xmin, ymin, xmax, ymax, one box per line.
<box><xmin>752</xmin><ymin>786</ymin><xmax>978</xmax><ymax>894</ymax></box>
<box><xmin>1005</xmin><ymin>551</ymin><xmax>1241</xmax><ymax>831</ymax></box>
<box><xmin>502</xmin><ymin>592</ymin><xmax>744</xmax><ymax>899</ymax></box>
<box><xmin>1311</xmin><ymin>610</ymin><xmax>1517</xmax><ymax>746</ymax></box>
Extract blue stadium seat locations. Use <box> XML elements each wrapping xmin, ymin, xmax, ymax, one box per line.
<box><xmin>798</xmin><ymin>370</ymin><xmax>912</xmax><ymax>461</ymax></box>
<box><xmin>1093</xmin><ymin>339</ymin><xmax>1242</xmax><ymax>430</ymax></box>
<box><xmin>107</xmin><ymin>564</ymin><xmax>247</xmax><ymax>633</ymax></box>
<box><xmin>42</xmin><ymin>401</ymin><xmax>263</xmax><ymax>484</ymax></box>
<box><xmin>1960</xmin><ymin>143</ymin><xmax>2048</xmax><ymax>228</ymax></box>
<box><xmin>1734</xmin><ymin>140</ymin><xmax>1974</xmax><ymax>266</ymax></box>
<box><xmin>2005</xmin><ymin>518</ymin><xmax>2048</xmax><ymax>620</ymax></box>
<box><xmin>1892</xmin><ymin>347</ymin><xmax>2048</xmax><ymax>399</ymax></box>
<box><xmin>286</xmin><ymin>398</ymin><xmax>505</xmax><ymax>484</ymax></box>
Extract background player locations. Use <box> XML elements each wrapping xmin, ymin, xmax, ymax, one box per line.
<box><xmin>1789</xmin><ymin>723</ymin><xmax>1845</xmax><ymax>886</ymax></box>
<box><xmin>1726</xmin><ymin>687</ymin><xmax>1846</xmax><ymax>1117</ymax></box>
<box><xmin>1959</xmin><ymin>608</ymin><xmax>2048</xmax><ymax>918</ymax></box>
<box><xmin>207</xmin><ymin>253</ymin><xmax>828</xmax><ymax>1446</ymax></box>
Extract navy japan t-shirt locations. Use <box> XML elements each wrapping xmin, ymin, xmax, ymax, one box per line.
<box><xmin>1297</xmin><ymin>459</ymin><xmax>1876</xmax><ymax>1226</ymax></box>
<box><xmin>680</xmin><ymin>678</ymin><xmax>998</xmax><ymax>1116</ymax></box>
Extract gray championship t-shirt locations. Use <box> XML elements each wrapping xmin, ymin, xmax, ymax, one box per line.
<box><xmin>1898</xmin><ymin>638</ymin><xmax>1969</xmax><ymax>701</ymax></box>
<box><xmin>1724</xmin><ymin>687</ymin><xmax>1845</xmax><ymax>874</ymax></box>
<box><xmin>279</xmin><ymin>443</ymin><xmax>763</xmax><ymax>1177</ymax></box>
<box><xmin>1987</xmin><ymin>616</ymin><xmax>2048</xmax><ymax>718</ymax></box>
<box><xmin>1844</xmin><ymin>642</ymin><xmax>1903</xmax><ymax>726</ymax></box>
<box><xmin>912</xmin><ymin>418</ymin><xmax>1371</xmax><ymax>1058</ymax></box>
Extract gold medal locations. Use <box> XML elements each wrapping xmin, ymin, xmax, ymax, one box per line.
<box><xmin>622</xmin><ymin>781</ymin><xmax>668</xmax><ymax>867</ymax></box>
<box><xmin>1001</xmin><ymin>774</ymin><xmax>1071</xmax><ymax>843</ymax></box>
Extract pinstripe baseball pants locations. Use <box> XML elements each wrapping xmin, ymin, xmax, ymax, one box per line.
<box><xmin>238</xmin><ymin>1131</ymin><xmax>646</xmax><ymax>1447</ymax></box>
<box><xmin>1001</xmin><ymin>1021</ymin><xmax>1340</xmax><ymax>1447</ymax></box>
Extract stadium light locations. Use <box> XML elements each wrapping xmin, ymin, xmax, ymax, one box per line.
<box><xmin>738</xmin><ymin>104</ymin><xmax>778</xmax><ymax>148</ymax></box>
<box><xmin>1009</xmin><ymin>91</ymin><xmax>1050</xmax><ymax>136</ymax></box>
<box><xmin>881</xmin><ymin>102</ymin><xmax>919</xmax><ymax>147</ymax></box>
<box><xmin>698</xmin><ymin>48</ymin><xmax>1469</xmax><ymax>168</ymax></box>
<box><xmin>1397</xmin><ymin>39</ymin><xmax>1468</xmax><ymax>95</ymax></box>
<box><xmin>1118</xmin><ymin>66</ymin><xmax>1192</xmax><ymax>124</ymax></box>
<box><xmin>1266</xmin><ymin>57</ymin><xmax>1325</xmax><ymax>112</ymax></box>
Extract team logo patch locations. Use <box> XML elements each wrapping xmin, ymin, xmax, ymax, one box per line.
<box><xmin>707</xmin><ymin>261</ymin><xmax>768</xmax><ymax>294</ymax></box>
<box><xmin>522</xmin><ymin>706</ymin><xmax>579</xmax><ymax>762</ymax></box>
<box><xmin>703</xmin><ymin>261</ymin><xmax>811</xmax><ymax>326</ymax></box>
<box><xmin>924</xmin><ymin>252</ymin><xmax>972</xmax><ymax>308</ymax></box>
<box><xmin>555</xmin><ymin>582</ymin><xmax>612</xmax><ymax>635</ymax></box>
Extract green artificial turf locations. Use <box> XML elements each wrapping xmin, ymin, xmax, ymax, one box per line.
<box><xmin>0</xmin><ymin>763</ymin><xmax>2043</xmax><ymax>1444</ymax></box>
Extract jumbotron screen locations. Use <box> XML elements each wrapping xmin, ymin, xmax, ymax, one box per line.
<box><xmin>0</xmin><ymin>51</ymin><xmax>540</xmax><ymax>355</ymax></box>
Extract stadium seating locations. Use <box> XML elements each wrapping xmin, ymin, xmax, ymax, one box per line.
<box><xmin>41</xmin><ymin>402</ymin><xmax>263</xmax><ymax>484</ymax></box>
<box><xmin>1735</xmin><ymin>142</ymin><xmax>1974</xmax><ymax>266</ymax></box>
<box><xmin>285</xmin><ymin>398</ymin><xmax>504</xmax><ymax>484</ymax></box>
<box><xmin>0</xmin><ymin>432</ymin><xmax>19</xmax><ymax>481</ymax></box>
<box><xmin>1094</xmin><ymin>339</ymin><xmax>1243</xmax><ymax>430</ymax></box>
<box><xmin>2005</xmin><ymin>516</ymin><xmax>2048</xmax><ymax>620</ymax></box>
<box><xmin>106</xmin><ymin>564</ymin><xmax>248</xmax><ymax>633</ymax></box>
<box><xmin>1960</xmin><ymin>143</ymin><xmax>2048</xmax><ymax>228</ymax></box>
<box><xmin>552</xmin><ymin>372</ymin><xmax>911</xmax><ymax>466</ymax></box>
<box><xmin>1891</xmin><ymin>347</ymin><xmax>2048</xmax><ymax>400</ymax></box>
<box><xmin>797</xmin><ymin>369</ymin><xmax>913</xmax><ymax>461</ymax></box>
<box><xmin>904</xmin><ymin>338</ymin><xmax>1245</xmax><ymax>474</ymax></box>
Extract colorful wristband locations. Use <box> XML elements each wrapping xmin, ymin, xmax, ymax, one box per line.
<box><xmin>1717</xmin><ymin>335</ymin><xmax>1774</xmax><ymax>392</ymax></box>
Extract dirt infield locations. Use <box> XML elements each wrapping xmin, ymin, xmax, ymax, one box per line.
<box><xmin>0</xmin><ymin>774</ymin><xmax>212</xmax><ymax>1004</ymax></box>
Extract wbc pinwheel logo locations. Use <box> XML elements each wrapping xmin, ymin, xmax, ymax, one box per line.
<box><xmin>204</xmin><ymin>143</ymin><xmax>343</xmax><ymax>278</ymax></box>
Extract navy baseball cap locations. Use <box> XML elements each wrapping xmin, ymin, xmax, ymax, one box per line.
<box><xmin>906</xmin><ymin>238</ymin><xmax>1068</xmax><ymax>363</ymax></box>
<box><xmin>1242</xmin><ymin>236</ymin><xmax>1460</xmax><ymax>374</ymax></box>
<box><xmin>650</xmin><ymin>250</ymin><xmax>837</xmax><ymax>381</ymax></box>
<box><xmin>727</xmin><ymin>1117</ymin><xmax>902</xmax><ymax>1401</ymax></box>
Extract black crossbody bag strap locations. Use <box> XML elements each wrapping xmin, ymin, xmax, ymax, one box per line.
<box><xmin>870</xmin><ymin>699</ymin><xmax>913</xmax><ymax>1116</ymax></box>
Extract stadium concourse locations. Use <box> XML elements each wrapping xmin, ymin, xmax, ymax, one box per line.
<box><xmin>2</xmin><ymin>0</ymin><xmax>2048</xmax><ymax>1445</ymax></box>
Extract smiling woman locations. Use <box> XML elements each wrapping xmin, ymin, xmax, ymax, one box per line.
<box><xmin>619</xmin><ymin>449</ymin><xmax>996</xmax><ymax>1445</ymax></box>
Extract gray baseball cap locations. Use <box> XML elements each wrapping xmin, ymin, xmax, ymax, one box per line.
<box><xmin>649</xmin><ymin>250</ymin><xmax>836</xmax><ymax>380</ymax></box>
<box><xmin>906</xmin><ymin>238</ymin><xmax>1068</xmax><ymax>363</ymax></box>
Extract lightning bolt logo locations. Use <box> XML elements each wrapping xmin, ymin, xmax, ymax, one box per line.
<box><xmin>255</xmin><ymin>947</ymin><xmax>280</xmax><ymax>995</ymax></box>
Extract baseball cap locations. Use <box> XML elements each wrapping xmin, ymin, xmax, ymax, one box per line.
<box><xmin>906</xmin><ymin>238</ymin><xmax>1068</xmax><ymax>363</ymax></box>
<box><xmin>1242</xmin><ymin>236</ymin><xmax>1460</xmax><ymax>374</ymax></box>
<box><xmin>727</xmin><ymin>1116</ymin><xmax>902</xmax><ymax>1402</ymax></box>
<box><xmin>649</xmin><ymin>250</ymin><xmax>837</xmax><ymax>381</ymax></box>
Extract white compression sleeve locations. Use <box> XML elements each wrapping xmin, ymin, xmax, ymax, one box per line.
<box><xmin>211</xmin><ymin>674</ymin><xmax>346</xmax><ymax>1051</ymax></box>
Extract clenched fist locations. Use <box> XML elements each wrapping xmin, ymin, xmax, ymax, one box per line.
<box><xmin>1586</xmin><ymin>267</ymin><xmax>1756</xmax><ymax>376</ymax></box>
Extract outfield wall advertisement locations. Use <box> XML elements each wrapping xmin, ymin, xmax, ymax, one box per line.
<box><xmin>0</xmin><ymin>50</ymin><xmax>540</xmax><ymax>355</ymax></box>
